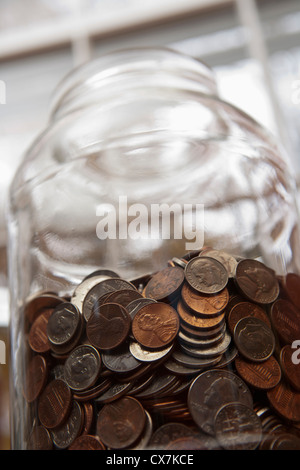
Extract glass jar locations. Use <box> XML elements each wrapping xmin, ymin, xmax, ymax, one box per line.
<box><xmin>7</xmin><ymin>47</ymin><xmax>300</xmax><ymax>451</ymax></box>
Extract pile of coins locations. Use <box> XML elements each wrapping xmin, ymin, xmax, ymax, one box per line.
<box><xmin>23</xmin><ymin>247</ymin><xmax>300</xmax><ymax>450</ymax></box>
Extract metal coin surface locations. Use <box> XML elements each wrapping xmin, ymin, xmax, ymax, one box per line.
<box><xmin>46</xmin><ymin>302</ymin><xmax>81</xmax><ymax>346</ymax></box>
<box><xmin>181</xmin><ymin>283</ymin><xmax>229</xmax><ymax>317</ymax></box>
<box><xmin>129</xmin><ymin>340</ymin><xmax>173</xmax><ymax>363</ymax></box>
<box><xmin>126</xmin><ymin>297</ymin><xmax>157</xmax><ymax>321</ymax></box>
<box><xmin>188</xmin><ymin>369</ymin><xmax>253</xmax><ymax>435</ymax></box>
<box><xmin>71</xmin><ymin>275</ymin><xmax>111</xmax><ymax>314</ymax></box>
<box><xmin>29</xmin><ymin>308</ymin><xmax>53</xmax><ymax>353</ymax></box>
<box><xmin>235</xmin><ymin>354</ymin><xmax>281</xmax><ymax>390</ymax></box>
<box><xmin>38</xmin><ymin>379</ymin><xmax>72</xmax><ymax>430</ymax></box>
<box><xmin>267</xmin><ymin>379</ymin><xmax>300</xmax><ymax>423</ymax></box>
<box><xmin>280</xmin><ymin>345</ymin><xmax>300</xmax><ymax>392</ymax></box>
<box><xmin>214</xmin><ymin>403</ymin><xmax>262</xmax><ymax>450</ymax></box>
<box><xmin>227</xmin><ymin>301</ymin><xmax>271</xmax><ymax>334</ymax></box>
<box><xmin>101</xmin><ymin>343</ymin><xmax>142</xmax><ymax>373</ymax></box>
<box><xmin>96</xmin><ymin>396</ymin><xmax>146</xmax><ymax>449</ymax></box>
<box><xmin>199</xmin><ymin>248</ymin><xmax>238</xmax><ymax>278</ymax></box>
<box><xmin>270</xmin><ymin>299</ymin><xmax>300</xmax><ymax>344</ymax></box>
<box><xmin>64</xmin><ymin>344</ymin><xmax>102</xmax><ymax>391</ymax></box>
<box><xmin>25</xmin><ymin>293</ymin><xmax>65</xmax><ymax>324</ymax></box>
<box><xmin>185</xmin><ymin>256</ymin><xmax>228</xmax><ymax>294</ymax></box>
<box><xmin>86</xmin><ymin>302</ymin><xmax>131</xmax><ymax>350</ymax></box>
<box><xmin>180</xmin><ymin>330</ymin><xmax>231</xmax><ymax>359</ymax></box>
<box><xmin>144</xmin><ymin>266</ymin><xmax>185</xmax><ymax>302</ymax></box>
<box><xmin>177</xmin><ymin>300</ymin><xmax>225</xmax><ymax>331</ymax></box>
<box><xmin>234</xmin><ymin>316</ymin><xmax>275</xmax><ymax>362</ymax></box>
<box><xmin>69</xmin><ymin>434</ymin><xmax>106</xmax><ymax>450</ymax></box>
<box><xmin>82</xmin><ymin>278</ymin><xmax>136</xmax><ymax>321</ymax></box>
<box><xmin>235</xmin><ymin>259</ymin><xmax>279</xmax><ymax>304</ymax></box>
<box><xmin>147</xmin><ymin>422</ymin><xmax>197</xmax><ymax>450</ymax></box>
<box><xmin>24</xmin><ymin>354</ymin><xmax>48</xmax><ymax>403</ymax></box>
<box><xmin>103</xmin><ymin>289</ymin><xmax>143</xmax><ymax>308</ymax></box>
<box><xmin>28</xmin><ymin>426</ymin><xmax>53</xmax><ymax>450</ymax></box>
<box><xmin>132</xmin><ymin>302</ymin><xmax>179</xmax><ymax>349</ymax></box>
<box><xmin>51</xmin><ymin>400</ymin><xmax>84</xmax><ymax>449</ymax></box>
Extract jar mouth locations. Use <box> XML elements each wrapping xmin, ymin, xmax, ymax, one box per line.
<box><xmin>49</xmin><ymin>46</ymin><xmax>219</xmax><ymax>122</ymax></box>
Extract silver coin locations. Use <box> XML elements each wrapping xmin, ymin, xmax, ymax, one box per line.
<box><xmin>172</xmin><ymin>348</ymin><xmax>223</xmax><ymax>369</ymax></box>
<box><xmin>178</xmin><ymin>328</ymin><xmax>225</xmax><ymax>350</ymax></box>
<box><xmin>71</xmin><ymin>275</ymin><xmax>111</xmax><ymax>314</ymax></box>
<box><xmin>180</xmin><ymin>330</ymin><xmax>231</xmax><ymax>359</ymax></box>
<box><xmin>130</xmin><ymin>410</ymin><xmax>153</xmax><ymax>450</ymax></box>
<box><xmin>129</xmin><ymin>340</ymin><xmax>173</xmax><ymax>362</ymax></box>
<box><xmin>199</xmin><ymin>249</ymin><xmax>238</xmax><ymax>278</ymax></box>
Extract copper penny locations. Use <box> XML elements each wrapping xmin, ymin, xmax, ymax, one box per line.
<box><xmin>144</xmin><ymin>266</ymin><xmax>185</xmax><ymax>302</ymax></box>
<box><xmin>96</xmin><ymin>396</ymin><xmax>146</xmax><ymax>449</ymax></box>
<box><xmin>270</xmin><ymin>299</ymin><xmax>300</xmax><ymax>344</ymax></box>
<box><xmin>235</xmin><ymin>355</ymin><xmax>282</xmax><ymax>390</ymax></box>
<box><xmin>227</xmin><ymin>301</ymin><xmax>271</xmax><ymax>334</ymax></box>
<box><xmin>177</xmin><ymin>300</ymin><xmax>225</xmax><ymax>331</ymax></box>
<box><xmin>38</xmin><ymin>379</ymin><xmax>72</xmax><ymax>430</ymax></box>
<box><xmin>25</xmin><ymin>293</ymin><xmax>65</xmax><ymax>324</ymax></box>
<box><xmin>235</xmin><ymin>259</ymin><xmax>279</xmax><ymax>304</ymax></box>
<box><xmin>188</xmin><ymin>369</ymin><xmax>253</xmax><ymax>436</ymax></box>
<box><xmin>69</xmin><ymin>434</ymin><xmax>106</xmax><ymax>450</ymax></box>
<box><xmin>86</xmin><ymin>302</ymin><xmax>131</xmax><ymax>350</ymax></box>
<box><xmin>280</xmin><ymin>345</ymin><xmax>300</xmax><ymax>392</ymax></box>
<box><xmin>214</xmin><ymin>403</ymin><xmax>262</xmax><ymax>450</ymax></box>
<box><xmin>28</xmin><ymin>425</ymin><xmax>53</xmax><ymax>450</ymax></box>
<box><xmin>132</xmin><ymin>302</ymin><xmax>179</xmax><ymax>349</ymax></box>
<box><xmin>29</xmin><ymin>308</ymin><xmax>53</xmax><ymax>353</ymax></box>
<box><xmin>234</xmin><ymin>316</ymin><xmax>275</xmax><ymax>362</ymax></box>
<box><xmin>147</xmin><ymin>422</ymin><xmax>198</xmax><ymax>450</ymax></box>
<box><xmin>185</xmin><ymin>256</ymin><xmax>228</xmax><ymax>294</ymax></box>
<box><xmin>24</xmin><ymin>354</ymin><xmax>48</xmax><ymax>403</ymax></box>
<box><xmin>82</xmin><ymin>278</ymin><xmax>136</xmax><ymax>321</ymax></box>
<box><xmin>267</xmin><ymin>379</ymin><xmax>300</xmax><ymax>423</ymax></box>
<box><xmin>51</xmin><ymin>400</ymin><xmax>84</xmax><ymax>449</ymax></box>
<box><xmin>64</xmin><ymin>344</ymin><xmax>102</xmax><ymax>392</ymax></box>
<box><xmin>181</xmin><ymin>283</ymin><xmax>229</xmax><ymax>317</ymax></box>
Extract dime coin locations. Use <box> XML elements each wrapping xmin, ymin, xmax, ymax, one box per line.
<box><xmin>129</xmin><ymin>340</ymin><xmax>173</xmax><ymax>363</ymax></box>
<box><xmin>96</xmin><ymin>396</ymin><xmax>146</xmax><ymax>449</ymax></box>
<box><xmin>102</xmin><ymin>342</ymin><xmax>142</xmax><ymax>373</ymax></box>
<box><xmin>64</xmin><ymin>344</ymin><xmax>102</xmax><ymax>391</ymax></box>
<box><xmin>227</xmin><ymin>301</ymin><xmax>271</xmax><ymax>334</ymax></box>
<box><xmin>86</xmin><ymin>302</ymin><xmax>131</xmax><ymax>350</ymax></box>
<box><xmin>199</xmin><ymin>248</ymin><xmax>238</xmax><ymax>278</ymax></box>
<box><xmin>46</xmin><ymin>302</ymin><xmax>82</xmax><ymax>347</ymax></box>
<box><xmin>235</xmin><ymin>259</ymin><xmax>279</xmax><ymax>304</ymax></box>
<box><xmin>188</xmin><ymin>369</ymin><xmax>253</xmax><ymax>435</ymax></box>
<box><xmin>233</xmin><ymin>316</ymin><xmax>275</xmax><ymax>362</ymax></box>
<box><xmin>132</xmin><ymin>302</ymin><xmax>179</xmax><ymax>349</ymax></box>
<box><xmin>185</xmin><ymin>256</ymin><xmax>228</xmax><ymax>294</ymax></box>
<box><xmin>214</xmin><ymin>403</ymin><xmax>262</xmax><ymax>450</ymax></box>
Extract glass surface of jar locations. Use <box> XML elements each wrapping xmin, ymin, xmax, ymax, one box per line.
<box><xmin>7</xmin><ymin>47</ymin><xmax>300</xmax><ymax>450</ymax></box>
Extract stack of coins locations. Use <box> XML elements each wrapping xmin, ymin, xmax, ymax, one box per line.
<box><xmin>22</xmin><ymin>249</ymin><xmax>300</xmax><ymax>450</ymax></box>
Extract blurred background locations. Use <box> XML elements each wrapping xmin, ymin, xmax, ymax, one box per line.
<box><xmin>1</xmin><ymin>0</ymin><xmax>300</xmax><ymax>450</ymax></box>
